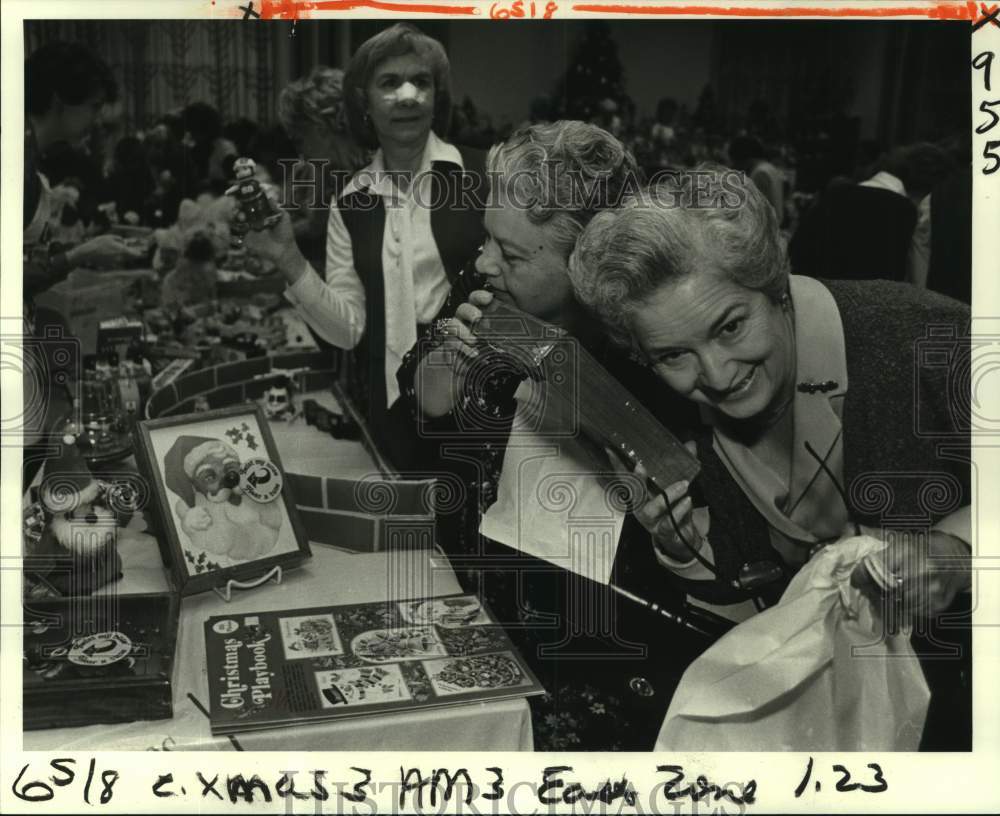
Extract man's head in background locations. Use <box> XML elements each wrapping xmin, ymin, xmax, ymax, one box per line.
<box><xmin>25</xmin><ymin>41</ymin><xmax>118</xmax><ymax>151</ymax></box>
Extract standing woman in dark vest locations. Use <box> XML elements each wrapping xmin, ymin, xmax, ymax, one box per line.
<box><xmin>245</xmin><ymin>24</ymin><xmax>486</xmax><ymax>469</ymax></box>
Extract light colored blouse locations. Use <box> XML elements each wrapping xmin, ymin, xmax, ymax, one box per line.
<box><xmin>284</xmin><ymin>131</ymin><xmax>458</xmax><ymax>405</ymax></box>
<box><xmin>713</xmin><ymin>274</ymin><xmax>851</xmax><ymax>568</ymax></box>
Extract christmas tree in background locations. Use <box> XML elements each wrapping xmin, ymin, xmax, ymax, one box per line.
<box><xmin>554</xmin><ymin>22</ymin><xmax>630</xmax><ymax>125</ymax></box>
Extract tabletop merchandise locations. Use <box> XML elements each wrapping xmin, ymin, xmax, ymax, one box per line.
<box><xmin>23</xmin><ymin>592</ymin><xmax>180</xmax><ymax>730</ymax></box>
<box><xmin>204</xmin><ymin>593</ymin><xmax>544</xmax><ymax>735</ymax></box>
<box><xmin>134</xmin><ymin>404</ymin><xmax>312</xmax><ymax>595</ymax></box>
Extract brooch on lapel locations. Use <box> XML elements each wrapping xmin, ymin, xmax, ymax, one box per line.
<box><xmin>797</xmin><ymin>380</ymin><xmax>839</xmax><ymax>394</ymax></box>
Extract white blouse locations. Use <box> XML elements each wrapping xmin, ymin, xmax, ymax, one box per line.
<box><xmin>283</xmin><ymin>131</ymin><xmax>460</xmax><ymax>406</ymax></box>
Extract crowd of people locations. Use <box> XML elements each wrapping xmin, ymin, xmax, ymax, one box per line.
<box><xmin>23</xmin><ymin>25</ymin><xmax>972</xmax><ymax>752</ymax></box>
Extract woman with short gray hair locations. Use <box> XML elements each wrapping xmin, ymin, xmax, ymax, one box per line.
<box><xmin>485</xmin><ymin>118</ymin><xmax>638</xmax><ymax>259</ymax></box>
<box><xmin>570</xmin><ymin>167</ymin><xmax>787</xmax><ymax>349</ymax></box>
<box><xmin>276</xmin><ymin>66</ymin><xmax>366</xmax><ymax>274</ymax></box>
<box><xmin>405</xmin><ymin>119</ymin><xmax>641</xmax><ymax>412</ymax></box>
<box><xmin>568</xmin><ymin>166</ymin><xmax>971</xmax><ymax>747</ymax></box>
<box><xmin>398</xmin><ymin>121</ymin><xmax>714</xmax><ymax>751</ymax></box>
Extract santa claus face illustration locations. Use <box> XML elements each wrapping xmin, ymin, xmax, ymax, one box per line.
<box><xmin>164</xmin><ymin>436</ymin><xmax>245</xmax><ymax>509</ymax></box>
<box><xmin>192</xmin><ymin>447</ymin><xmax>242</xmax><ymax>503</ymax></box>
<box><xmin>162</xmin><ymin>431</ymin><xmax>284</xmax><ymax>565</ymax></box>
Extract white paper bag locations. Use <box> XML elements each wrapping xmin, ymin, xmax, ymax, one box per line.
<box><xmin>655</xmin><ymin>535</ymin><xmax>930</xmax><ymax>751</ymax></box>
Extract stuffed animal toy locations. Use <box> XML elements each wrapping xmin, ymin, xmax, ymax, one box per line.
<box><xmin>262</xmin><ymin>376</ymin><xmax>299</xmax><ymax>422</ymax></box>
<box><xmin>154</xmin><ymin>195</ymin><xmax>236</xmax><ymax>305</ymax></box>
<box><xmin>163</xmin><ymin>435</ymin><xmax>282</xmax><ymax>563</ymax></box>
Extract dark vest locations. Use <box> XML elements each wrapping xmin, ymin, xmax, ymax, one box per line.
<box><xmin>338</xmin><ymin>145</ymin><xmax>487</xmax><ymax>451</ymax></box>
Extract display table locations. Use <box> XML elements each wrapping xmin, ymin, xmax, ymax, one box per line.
<box><xmin>264</xmin><ymin>388</ymin><xmax>378</xmax><ymax>482</ymax></box>
<box><xmin>23</xmin><ymin>548</ymin><xmax>533</xmax><ymax>752</ymax></box>
<box><xmin>22</xmin><ymin>389</ymin><xmax>534</xmax><ymax>751</ymax></box>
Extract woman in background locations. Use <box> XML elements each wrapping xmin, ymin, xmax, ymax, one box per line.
<box><xmin>24</xmin><ymin>41</ymin><xmax>140</xmax><ymax>277</ymax></box>
<box><xmin>181</xmin><ymin>101</ymin><xmax>237</xmax><ymax>189</ymax></box>
<box><xmin>245</xmin><ymin>24</ymin><xmax>486</xmax><ymax>469</ymax></box>
<box><xmin>23</xmin><ymin>41</ymin><xmax>142</xmax><ymax>484</ymax></box>
<box><xmin>276</xmin><ymin>66</ymin><xmax>367</xmax><ymax>275</ymax></box>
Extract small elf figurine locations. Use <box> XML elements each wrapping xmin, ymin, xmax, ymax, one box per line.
<box><xmin>226</xmin><ymin>157</ymin><xmax>281</xmax><ymax>248</ymax></box>
<box><xmin>262</xmin><ymin>377</ymin><xmax>299</xmax><ymax>422</ymax></box>
<box><xmin>31</xmin><ymin>434</ymin><xmax>123</xmax><ymax>595</ymax></box>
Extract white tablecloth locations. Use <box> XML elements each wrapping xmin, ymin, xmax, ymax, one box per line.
<box><xmin>22</xmin><ymin>393</ymin><xmax>533</xmax><ymax>751</ymax></box>
<box><xmin>23</xmin><ymin>547</ymin><xmax>532</xmax><ymax>751</ymax></box>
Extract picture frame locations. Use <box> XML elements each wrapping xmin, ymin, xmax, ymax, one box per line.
<box><xmin>135</xmin><ymin>404</ymin><xmax>311</xmax><ymax>596</ymax></box>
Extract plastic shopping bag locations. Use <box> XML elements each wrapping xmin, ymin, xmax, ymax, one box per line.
<box><xmin>655</xmin><ymin>536</ymin><xmax>930</xmax><ymax>751</ymax></box>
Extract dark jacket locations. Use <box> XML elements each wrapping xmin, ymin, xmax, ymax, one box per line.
<box><xmin>790</xmin><ymin>181</ymin><xmax>917</xmax><ymax>282</ymax></box>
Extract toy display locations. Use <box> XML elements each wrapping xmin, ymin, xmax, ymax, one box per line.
<box><xmin>226</xmin><ymin>157</ymin><xmax>282</xmax><ymax>249</ymax></box>
<box><xmin>23</xmin><ymin>593</ymin><xmax>179</xmax><ymax>730</ymax></box>
<box><xmin>143</xmin><ymin>295</ymin><xmax>291</xmax><ymax>369</ymax></box>
<box><xmin>24</xmin><ymin>434</ymin><xmax>136</xmax><ymax>596</ymax></box>
<box><xmin>59</xmin><ymin>356</ymin><xmax>134</xmax><ymax>465</ymax></box>
<box><xmin>133</xmin><ymin>405</ymin><xmax>311</xmax><ymax>596</ymax></box>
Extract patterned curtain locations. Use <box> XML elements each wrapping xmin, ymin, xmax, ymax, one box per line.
<box><xmin>709</xmin><ymin>22</ymin><xmax>859</xmax><ymax>143</ymax></box>
<box><xmin>25</xmin><ymin>20</ymin><xmax>279</xmax><ymax>130</ymax></box>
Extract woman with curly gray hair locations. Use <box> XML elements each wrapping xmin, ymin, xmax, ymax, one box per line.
<box><xmin>397</xmin><ymin>121</ymin><xmax>717</xmax><ymax>751</ymax></box>
<box><xmin>568</xmin><ymin>168</ymin><xmax>972</xmax><ymax>748</ymax></box>
<box><xmin>276</xmin><ymin>66</ymin><xmax>366</xmax><ymax>272</ymax></box>
<box><xmin>407</xmin><ymin>118</ymin><xmax>642</xmax><ymax>416</ymax></box>
<box><xmin>278</xmin><ymin>66</ymin><xmax>366</xmax><ymax>174</ymax></box>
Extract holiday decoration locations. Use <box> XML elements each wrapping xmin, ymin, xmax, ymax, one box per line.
<box><xmin>27</xmin><ymin>435</ymin><xmax>126</xmax><ymax>596</ymax></box>
<box><xmin>226</xmin><ymin>157</ymin><xmax>282</xmax><ymax>249</ymax></box>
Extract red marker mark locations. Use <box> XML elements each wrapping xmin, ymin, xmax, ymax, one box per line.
<box><xmin>249</xmin><ymin>0</ymin><xmax>989</xmax><ymax>23</ymax></box>
<box><xmin>259</xmin><ymin>0</ymin><xmax>303</xmax><ymax>17</ymax></box>
<box><xmin>571</xmin><ymin>1</ymin><xmax>976</xmax><ymax>20</ymax></box>
<box><xmin>259</xmin><ymin>0</ymin><xmax>478</xmax><ymax>18</ymax></box>
<box><xmin>975</xmin><ymin>2</ymin><xmax>1000</xmax><ymax>28</ymax></box>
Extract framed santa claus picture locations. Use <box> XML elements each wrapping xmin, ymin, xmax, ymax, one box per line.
<box><xmin>135</xmin><ymin>405</ymin><xmax>311</xmax><ymax>595</ymax></box>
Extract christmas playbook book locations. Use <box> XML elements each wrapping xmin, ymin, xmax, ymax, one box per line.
<box><xmin>203</xmin><ymin>593</ymin><xmax>544</xmax><ymax>735</ymax></box>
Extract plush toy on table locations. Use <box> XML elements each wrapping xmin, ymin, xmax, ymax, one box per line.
<box><xmin>157</xmin><ymin>196</ymin><xmax>233</xmax><ymax>307</ymax></box>
<box><xmin>163</xmin><ymin>435</ymin><xmax>282</xmax><ymax>564</ymax></box>
<box><xmin>226</xmin><ymin>157</ymin><xmax>281</xmax><ymax>249</ymax></box>
<box><xmin>29</xmin><ymin>434</ymin><xmax>124</xmax><ymax>595</ymax></box>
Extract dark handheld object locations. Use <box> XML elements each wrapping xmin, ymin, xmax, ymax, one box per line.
<box><xmin>303</xmin><ymin>398</ymin><xmax>361</xmax><ymax>441</ymax></box>
<box><xmin>226</xmin><ymin>157</ymin><xmax>281</xmax><ymax>246</ymax></box>
<box><xmin>474</xmin><ymin>298</ymin><xmax>784</xmax><ymax>598</ymax></box>
<box><xmin>473</xmin><ymin>298</ymin><xmax>700</xmax><ymax>490</ymax></box>
<box><xmin>732</xmin><ymin>560</ymin><xmax>785</xmax><ymax>592</ymax></box>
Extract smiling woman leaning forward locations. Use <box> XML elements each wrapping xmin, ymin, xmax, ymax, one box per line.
<box><xmin>568</xmin><ymin>166</ymin><xmax>973</xmax><ymax>748</ymax></box>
